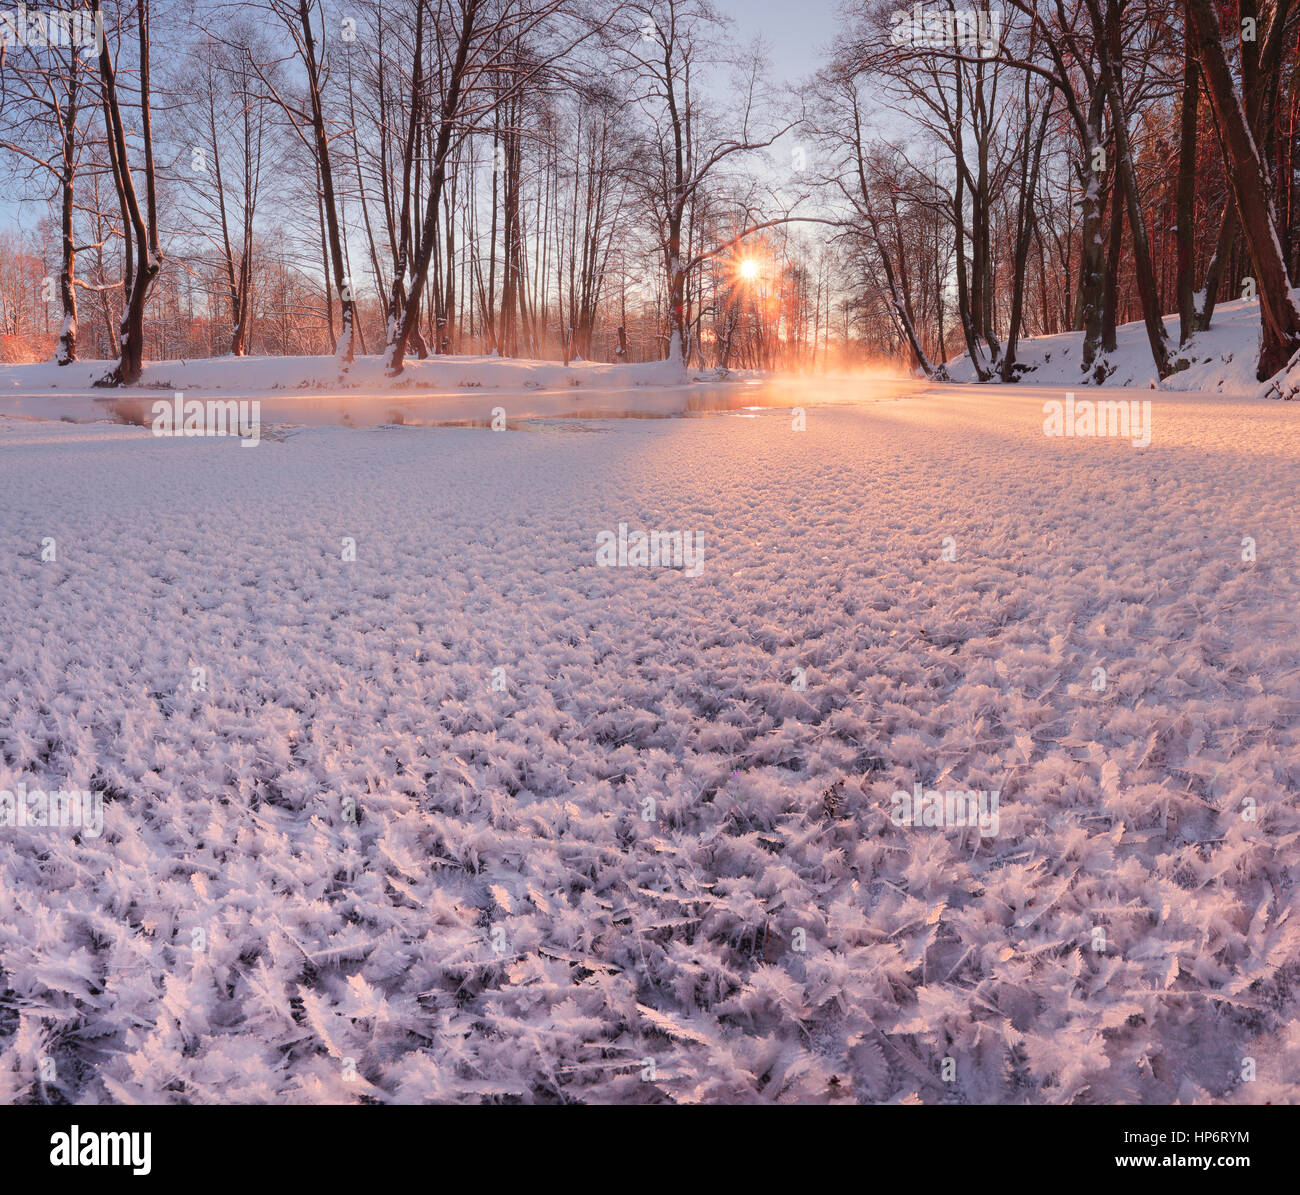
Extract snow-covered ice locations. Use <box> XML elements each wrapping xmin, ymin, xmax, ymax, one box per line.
<box><xmin>1</xmin><ymin>382</ymin><xmax>1298</xmax><ymax>1104</ymax></box>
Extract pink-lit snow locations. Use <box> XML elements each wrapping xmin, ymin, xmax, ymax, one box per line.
<box><xmin>0</xmin><ymin>381</ymin><xmax>1297</xmax><ymax>1103</ymax></box>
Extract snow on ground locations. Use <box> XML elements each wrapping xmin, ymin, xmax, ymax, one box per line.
<box><xmin>0</xmin><ymin>350</ymin><xmax>720</xmax><ymax>400</ymax></box>
<box><xmin>1</xmin><ymin>383</ymin><xmax>1298</xmax><ymax>1104</ymax></box>
<box><xmin>946</xmin><ymin>298</ymin><xmax>1267</xmax><ymax>395</ymax></box>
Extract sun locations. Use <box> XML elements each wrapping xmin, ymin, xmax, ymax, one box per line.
<box><xmin>738</xmin><ymin>258</ymin><xmax>760</xmax><ymax>281</ymax></box>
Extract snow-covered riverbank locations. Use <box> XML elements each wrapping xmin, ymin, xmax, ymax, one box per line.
<box><xmin>945</xmin><ymin>297</ymin><xmax>1288</xmax><ymax>397</ymax></box>
<box><xmin>0</xmin><ymin>350</ymin><xmax>727</xmax><ymax>401</ymax></box>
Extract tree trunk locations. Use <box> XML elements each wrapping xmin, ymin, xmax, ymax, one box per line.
<box><xmin>1175</xmin><ymin>17</ymin><xmax>1199</xmax><ymax>345</ymax></box>
<box><xmin>1186</xmin><ymin>0</ymin><xmax>1300</xmax><ymax>379</ymax></box>
<box><xmin>385</xmin><ymin>0</ymin><xmax>476</xmax><ymax>375</ymax></box>
<box><xmin>1101</xmin><ymin>169</ymin><xmax>1122</xmax><ymax>356</ymax></box>
<box><xmin>1087</xmin><ymin>0</ymin><xmax>1172</xmax><ymax>377</ymax></box>
<box><xmin>1002</xmin><ymin>91</ymin><xmax>1051</xmax><ymax>381</ymax></box>
<box><xmin>56</xmin><ymin>61</ymin><xmax>79</xmax><ymax>365</ymax></box>
<box><xmin>93</xmin><ymin>0</ymin><xmax>161</xmax><ymax>387</ymax></box>
<box><xmin>1076</xmin><ymin>125</ymin><xmax>1107</xmax><ymax>373</ymax></box>
<box><xmin>298</xmin><ymin>0</ymin><xmax>355</xmax><ymax>364</ymax></box>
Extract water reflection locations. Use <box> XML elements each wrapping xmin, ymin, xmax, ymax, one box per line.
<box><xmin>0</xmin><ymin>374</ymin><xmax>928</xmax><ymax>431</ymax></box>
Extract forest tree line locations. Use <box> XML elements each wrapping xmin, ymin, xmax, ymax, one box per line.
<box><xmin>1</xmin><ymin>0</ymin><xmax>1299</xmax><ymax>387</ymax></box>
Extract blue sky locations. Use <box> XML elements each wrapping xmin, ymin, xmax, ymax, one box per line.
<box><xmin>714</xmin><ymin>0</ymin><xmax>842</xmax><ymax>82</ymax></box>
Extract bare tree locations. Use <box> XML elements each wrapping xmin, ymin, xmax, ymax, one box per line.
<box><xmin>615</xmin><ymin>0</ymin><xmax>803</xmax><ymax>363</ymax></box>
<box><xmin>0</xmin><ymin>1</ymin><xmax>100</xmax><ymax>363</ymax></box>
<box><xmin>93</xmin><ymin>0</ymin><xmax>163</xmax><ymax>386</ymax></box>
<box><xmin>243</xmin><ymin>0</ymin><xmax>358</xmax><ymax>363</ymax></box>
<box><xmin>181</xmin><ymin>27</ymin><xmax>272</xmax><ymax>355</ymax></box>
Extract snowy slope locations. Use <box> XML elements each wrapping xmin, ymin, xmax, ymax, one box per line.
<box><xmin>0</xmin><ymin>385</ymin><xmax>1298</xmax><ymax>1104</ymax></box>
<box><xmin>946</xmin><ymin>298</ymin><xmax>1267</xmax><ymax>395</ymax></box>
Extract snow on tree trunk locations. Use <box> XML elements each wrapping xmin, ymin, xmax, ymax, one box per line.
<box><xmin>1186</xmin><ymin>0</ymin><xmax>1300</xmax><ymax>381</ymax></box>
<box><xmin>56</xmin><ymin>314</ymin><xmax>76</xmax><ymax>367</ymax></box>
